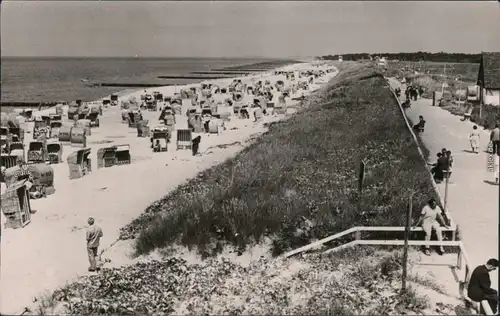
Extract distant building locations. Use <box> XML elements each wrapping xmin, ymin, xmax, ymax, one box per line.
<box><xmin>477</xmin><ymin>52</ymin><xmax>500</xmax><ymax>106</ymax></box>
<box><xmin>378</xmin><ymin>57</ymin><xmax>388</xmax><ymax>66</ymax></box>
<box><xmin>338</xmin><ymin>55</ymin><xmax>343</xmax><ymax>62</ymax></box>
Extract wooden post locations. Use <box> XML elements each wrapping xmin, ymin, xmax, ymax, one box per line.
<box><xmin>444</xmin><ymin>159</ymin><xmax>450</xmax><ymax>212</ymax></box>
<box><xmin>358</xmin><ymin>160</ymin><xmax>366</xmax><ymax>195</ymax></box>
<box><xmin>355</xmin><ymin>230</ymin><xmax>361</xmax><ymax>241</ymax></box>
<box><xmin>457</xmin><ymin>247</ymin><xmax>463</xmax><ymax>270</ymax></box>
<box><xmin>402</xmin><ymin>192</ymin><xmax>413</xmax><ymax>292</ymax></box>
<box><xmin>478</xmin><ymin>80</ymin><xmax>483</xmax><ymax>121</ymax></box>
<box><xmin>465</xmin><ymin>265</ymin><xmax>470</xmax><ymax>284</ymax></box>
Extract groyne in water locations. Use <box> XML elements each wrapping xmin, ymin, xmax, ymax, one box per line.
<box><xmin>209</xmin><ymin>68</ymin><xmax>270</xmax><ymax>72</ymax></box>
<box><xmin>92</xmin><ymin>83</ymin><xmax>172</xmax><ymax>88</ymax></box>
<box><xmin>214</xmin><ymin>60</ymin><xmax>303</xmax><ymax>71</ymax></box>
<box><xmin>0</xmin><ymin>102</ymin><xmax>60</xmax><ymax>112</ymax></box>
<box><xmin>191</xmin><ymin>71</ymin><xmax>252</xmax><ymax>75</ymax></box>
<box><xmin>0</xmin><ymin>101</ymin><xmax>58</xmax><ymax>108</ymax></box>
<box><xmin>157</xmin><ymin>75</ymin><xmax>232</xmax><ymax>80</ymax></box>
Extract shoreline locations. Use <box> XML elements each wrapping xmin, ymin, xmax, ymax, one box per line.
<box><xmin>0</xmin><ymin>59</ymin><xmax>302</xmax><ymax>110</ymax></box>
<box><xmin>1</xmin><ymin>61</ymin><xmax>337</xmax><ymax>315</ymax></box>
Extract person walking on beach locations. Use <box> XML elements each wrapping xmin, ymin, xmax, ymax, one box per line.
<box><xmin>490</xmin><ymin>124</ymin><xmax>500</xmax><ymax>155</ymax></box>
<box><xmin>192</xmin><ymin>136</ymin><xmax>202</xmax><ymax>156</ymax></box>
<box><xmin>468</xmin><ymin>258</ymin><xmax>499</xmax><ymax>314</ymax></box>
<box><xmin>86</xmin><ymin>217</ymin><xmax>103</xmax><ymax>272</ymax></box>
<box><xmin>413</xmin><ymin>198</ymin><xmax>449</xmax><ymax>256</ymax></box>
<box><xmin>469</xmin><ymin>125</ymin><xmax>481</xmax><ymax>154</ymax></box>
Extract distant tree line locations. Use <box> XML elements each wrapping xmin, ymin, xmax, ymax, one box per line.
<box><xmin>319</xmin><ymin>52</ymin><xmax>481</xmax><ymax>63</ymax></box>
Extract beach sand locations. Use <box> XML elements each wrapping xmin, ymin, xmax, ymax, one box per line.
<box><xmin>0</xmin><ymin>62</ymin><xmax>338</xmax><ymax>314</ymax></box>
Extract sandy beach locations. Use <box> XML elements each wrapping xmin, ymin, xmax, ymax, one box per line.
<box><xmin>0</xmin><ymin>62</ymin><xmax>338</xmax><ymax>314</ymax></box>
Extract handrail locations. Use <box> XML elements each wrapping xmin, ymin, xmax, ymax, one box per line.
<box><xmin>283</xmin><ymin>223</ymin><xmax>491</xmax><ymax>315</ymax></box>
<box><xmin>321</xmin><ymin>239</ymin><xmax>461</xmax><ymax>255</ymax></box>
<box><xmin>282</xmin><ymin>225</ymin><xmax>456</xmax><ymax>258</ymax></box>
<box><xmin>319</xmin><ymin>239</ymin><xmax>493</xmax><ymax>315</ymax></box>
<box><xmin>282</xmin><ymin>227</ymin><xmax>358</xmax><ymax>258</ymax></box>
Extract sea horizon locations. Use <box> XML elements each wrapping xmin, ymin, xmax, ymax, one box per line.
<box><xmin>0</xmin><ymin>57</ymin><xmax>299</xmax><ymax>109</ymax></box>
<box><xmin>1</xmin><ymin>56</ymin><xmax>297</xmax><ymax>60</ymax></box>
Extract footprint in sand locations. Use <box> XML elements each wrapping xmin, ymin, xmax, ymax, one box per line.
<box><xmin>131</xmin><ymin>156</ymin><xmax>152</xmax><ymax>163</ymax></box>
<box><xmin>89</xmin><ymin>140</ymin><xmax>114</xmax><ymax>145</ymax></box>
<box><xmin>45</xmin><ymin>214</ymin><xmax>65</xmax><ymax>221</ymax></box>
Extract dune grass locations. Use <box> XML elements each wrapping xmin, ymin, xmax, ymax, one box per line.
<box><xmin>122</xmin><ymin>62</ymin><xmax>438</xmax><ymax>258</ymax></box>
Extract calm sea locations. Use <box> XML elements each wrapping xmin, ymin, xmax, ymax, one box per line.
<box><xmin>0</xmin><ymin>57</ymin><xmax>272</xmax><ymax>105</ymax></box>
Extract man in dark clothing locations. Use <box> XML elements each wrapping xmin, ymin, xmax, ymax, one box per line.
<box><xmin>431</xmin><ymin>152</ymin><xmax>444</xmax><ymax>182</ymax></box>
<box><xmin>192</xmin><ymin>136</ymin><xmax>202</xmax><ymax>156</ymax></box>
<box><xmin>468</xmin><ymin>258</ymin><xmax>499</xmax><ymax>314</ymax></box>
<box><xmin>490</xmin><ymin>124</ymin><xmax>500</xmax><ymax>155</ymax></box>
<box><xmin>411</xmin><ymin>88</ymin><xmax>418</xmax><ymax>101</ymax></box>
<box><xmin>395</xmin><ymin>87</ymin><xmax>401</xmax><ymax>97</ymax></box>
<box><xmin>435</xmin><ymin>151</ymin><xmax>450</xmax><ymax>184</ymax></box>
<box><xmin>413</xmin><ymin>115</ymin><xmax>426</xmax><ymax>133</ymax></box>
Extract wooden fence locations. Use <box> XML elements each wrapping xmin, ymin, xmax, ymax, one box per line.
<box><xmin>282</xmin><ymin>225</ymin><xmax>492</xmax><ymax>315</ymax></box>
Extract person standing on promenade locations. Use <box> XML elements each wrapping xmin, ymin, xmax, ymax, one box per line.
<box><xmin>435</xmin><ymin>149</ymin><xmax>449</xmax><ymax>184</ymax></box>
<box><xmin>494</xmin><ymin>153</ymin><xmax>500</xmax><ymax>185</ymax></box>
<box><xmin>86</xmin><ymin>217</ymin><xmax>103</xmax><ymax>272</ymax></box>
<box><xmin>490</xmin><ymin>124</ymin><xmax>500</xmax><ymax>155</ymax></box>
<box><xmin>469</xmin><ymin>125</ymin><xmax>481</xmax><ymax>154</ymax></box>
<box><xmin>468</xmin><ymin>258</ymin><xmax>499</xmax><ymax>314</ymax></box>
<box><xmin>431</xmin><ymin>152</ymin><xmax>445</xmax><ymax>183</ymax></box>
<box><xmin>413</xmin><ymin>198</ymin><xmax>450</xmax><ymax>256</ymax></box>
<box><xmin>443</xmin><ymin>150</ymin><xmax>454</xmax><ymax>180</ymax></box>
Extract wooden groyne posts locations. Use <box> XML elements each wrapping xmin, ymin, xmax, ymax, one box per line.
<box><xmin>91</xmin><ymin>83</ymin><xmax>170</xmax><ymax>88</ymax></box>
<box><xmin>157</xmin><ymin>75</ymin><xmax>233</xmax><ymax>80</ymax></box>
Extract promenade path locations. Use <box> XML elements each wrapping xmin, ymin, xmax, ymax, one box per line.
<box><xmin>389</xmin><ymin>79</ymin><xmax>498</xmax><ymax>291</ymax></box>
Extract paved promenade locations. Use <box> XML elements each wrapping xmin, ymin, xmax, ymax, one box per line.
<box><xmin>390</xmin><ymin>79</ymin><xmax>498</xmax><ymax>291</ymax></box>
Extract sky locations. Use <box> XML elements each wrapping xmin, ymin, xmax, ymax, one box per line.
<box><xmin>1</xmin><ymin>1</ymin><xmax>499</xmax><ymax>58</ymax></box>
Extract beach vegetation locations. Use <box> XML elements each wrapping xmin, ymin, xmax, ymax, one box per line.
<box><xmin>121</xmin><ymin>62</ymin><xmax>440</xmax><ymax>258</ymax></box>
<box><xmin>41</xmin><ymin>247</ymin><xmax>433</xmax><ymax>315</ymax></box>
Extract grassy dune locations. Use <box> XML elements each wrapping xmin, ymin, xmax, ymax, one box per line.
<box><xmin>121</xmin><ymin>62</ymin><xmax>439</xmax><ymax>258</ymax></box>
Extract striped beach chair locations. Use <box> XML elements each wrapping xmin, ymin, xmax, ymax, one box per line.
<box><xmin>176</xmin><ymin>129</ymin><xmax>192</xmax><ymax>150</ymax></box>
